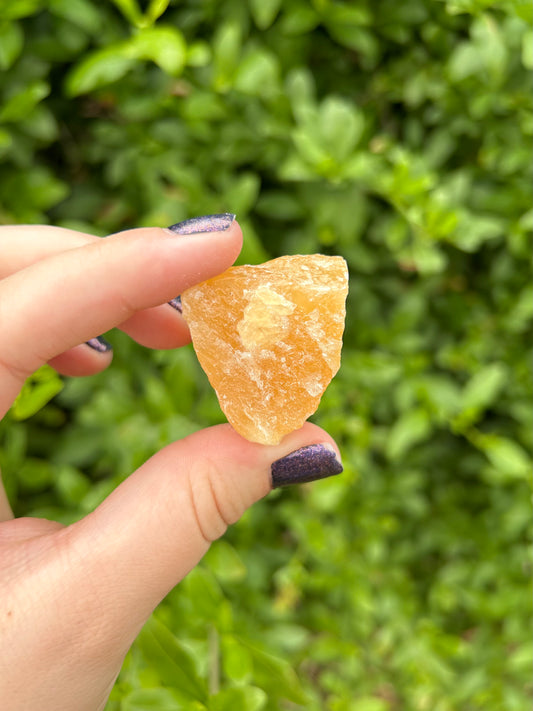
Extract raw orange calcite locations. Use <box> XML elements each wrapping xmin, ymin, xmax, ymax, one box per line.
<box><xmin>181</xmin><ymin>255</ymin><xmax>348</xmax><ymax>445</ymax></box>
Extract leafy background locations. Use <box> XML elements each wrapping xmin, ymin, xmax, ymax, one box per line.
<box><xmin>1</xmin><ymin>0</ymin><xmax>532</xmax><ymax>709</ymax></box>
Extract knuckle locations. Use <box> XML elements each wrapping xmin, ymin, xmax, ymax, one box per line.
<box><xmin>187</xmin><ymin>453</ymin><xmax>245</xmax><ymax>544</ymax></box>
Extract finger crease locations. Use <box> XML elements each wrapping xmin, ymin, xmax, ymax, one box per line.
<box><xmin>186</xmin><ymin>471</ymin><xmax>210</xmax><ymax>546</ymax></box>
<box><xmin>206</xmin><ymin>469</ymin><xmax>228</xmax><ymax>540</ymax></box>
<box><xmin>0</xmin><ymin>352</ymin><xmax>32</xmax><ymax>387</ymax></box>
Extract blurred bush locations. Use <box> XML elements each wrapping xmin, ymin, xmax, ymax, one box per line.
<box><xmin>1</xmin><ymin>0</ymin><xmax>531</xmax><ymax>709</ymax></box>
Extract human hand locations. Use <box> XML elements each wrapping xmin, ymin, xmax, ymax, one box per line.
<box><xmin>0</xmin><ymin>217</ymin><xmax>342</xmax><ymax>711</ymax></box>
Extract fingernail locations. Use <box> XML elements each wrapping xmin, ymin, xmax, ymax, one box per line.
<box><xmin>271</xmin><ymin>443</ymin><xmax>343</xmax><ymax>488</ymax></box>
<box><xmin>85</xmin><ymin>336</ymin><xmax>112</xmax><ymax>353</ymax></box>
<box><xmin>168</xmin><ymin>295</ymin><xmax>182</xmax><ymax>313</ymax></box>
<box><xmin>167</xmin><ymin>213</ymin><xmax>236</xmax><ymax>235</ymax></box>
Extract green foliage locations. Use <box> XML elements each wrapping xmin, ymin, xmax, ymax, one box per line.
<box><xmin>1</xmin><ymin>0</ymin><xmax>531</xmax><ymax>709</ymax></box>
<box><xmin>11</xmin><ymin>364</ymin><xmax>64</xmax><ymax>420</ymax></box>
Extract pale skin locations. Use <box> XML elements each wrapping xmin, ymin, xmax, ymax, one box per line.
<box><xmin>0</xmin><ymin>222</ymin><xmax>340</xmax><ymax>710</ymax></box>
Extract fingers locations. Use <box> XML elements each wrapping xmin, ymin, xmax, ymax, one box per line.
<box><xmin>0</xmin><ymin>225</ymin><xmax>93</xmax><ymax>278</ymax></box>
<box><xmin>65</xmin><ymin>423</ymin><xmax>342</xmax><ymax>648</ymax></box>
<box><xmin>117</xmin><ymin>302</ymin><xmax>191</xmax><ymax>350</ymax></box>
<box><xmin>0</xmin><ymin>225</ymin><xmax>192</xmax><ymax>357</ymax></box>
<box><xmin>49</xmin><ymin>303</ymin><xmax>189</xmax><ymax>377</ymax></box>
<box><xmin>47</xmin><ymin>342</ymin><xmax>113</xmax><ymax>378</ymax></box>
<box><xmin>0</xmin><ymin>217</ymin><xmax>242</xmax><ymax>416</ymax></box>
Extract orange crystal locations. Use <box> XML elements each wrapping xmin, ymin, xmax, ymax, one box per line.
<box><xmin>181</xmin><ymin>254</ymin><xmax>349</xmax><ymax>445</ymax></box>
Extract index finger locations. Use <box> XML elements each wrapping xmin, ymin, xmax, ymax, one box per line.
<box><xmin>0</xmin><ymin>224</ymin><xmax>202</xmax><ymax>351</ymax></box>
<box><xmin>0</xmin><ymin>215</ymin><xmax>241</xmax><ymax>416</ymax></box>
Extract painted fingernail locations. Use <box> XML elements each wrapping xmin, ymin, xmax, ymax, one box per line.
<box><xmin>85</xmin><ymin>336</ymin><xmax>112</xmax><ymax>353</ymax></box>
<box><xmin>167</xmin><ymin>213</ymin><xmax>236</xmax><ymax>235</ymax></box>
<box><xmin>271</xmin><ymin>443</ymin><xmax>343</xmax><ymax>488</ymax></box>
<box><xmin>168</xmin><ymin>295</ymin><xmax>182</xmax><ymax>313</ymax></box>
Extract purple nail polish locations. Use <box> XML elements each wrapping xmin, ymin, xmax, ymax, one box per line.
<box><xmin>85</xmin><ymin>336</ymin><xmax>112</xmax><ymax>353</ymax></box>
<box><xmin>271</xmin><ymin>443</ymin><xmax>343</xmax><ymax>488</ymax></box>
<box><xmin>167</xmin><ymin>213</ymin><xmax>236</xmax><ymax>235</ymax></box>
<box><xmin>168</xmin><ymin>295</ymin><xmax>182</xmax><ymax>313</ymax></box>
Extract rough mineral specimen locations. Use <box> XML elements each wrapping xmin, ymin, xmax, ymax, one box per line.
<box><xmin>181</xmin><ymin>255</ymin><xmax>349</xmax><ymax>445</ymax></box>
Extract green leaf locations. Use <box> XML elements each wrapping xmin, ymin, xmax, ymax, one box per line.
<box><xmin>448</xmin><ymin>42</ymin><xmax>482</xmax><ymax>82</ymax></box>
<box><xmin>522</xmin><ymin>29</ymin><xmax>533</xmax><ymax>69</ymax></box>
<box><xmin>222</xmin><ymin>173</ymin><xmax>260</xmax><ymax>215</ymax></box>
<box><xmin>212</xmin><ymin>21</ymin><xmax>242</xmax><ymax>91</ymax></box>
<box><xmin>145</xmin><ymin>0</ymin><xmax>171</xmax><ymax>26</ymax></box>
<box><xmin>508</xmin><ymin>641</ymin><xmax>533</xmax><ymax>672</ymax></box>
<box><xmin>204</xmin><ymin>541</ymin><xmax>247</xmax><ymax>583</ymax></box>
<box><xmin>181</xmin><ymin>567</ymin><xmax>226</xmax><ymax>621</ymax></box>
<box><xmin>21</xmin><ymin>104</ymin><xmax>58</xmax><ymax>141</ymax></box>
<box><xmin>326</xmin><ymin>25</ymin><xmax>378</xmax><ymax>63</ymax></box>
<box><xmin>221</xmin><ymin>635</ymin><xmax>254</xmax><ymax>683</ymax></box>
<box><xmin>234</xmin><ymin>48</ymin><xmax>280</xmax><ymax>96</ymax></box>
<box><xmin>386</xmin><ymin>408</ymin><xmax>432</xmax><ymax>460</ymax></box>
<box><xmin>448</xmin><ymin>14</ymin><xmax>508</xmax><ymax>83</ymax></box>
<box><xmin>187</xmin><ymin>41</ymin><xmax>211</xmax><ymax>68</ymax></box>
<box><xmin>49</xmin><ymin>0</ymin><xmax>102</xmax><ymax>33</ymax></box>
<box><xmin>0</xmin><ymin>0</ymin><xmax>43</xmax><ymax>20</ymax></box>
<box><xmin>109</xmin><ymin>0</ymin><xmax>143</xmax><ymax>26</ymax></box>
<box><xmin>506</xmin><ymin>284</ymin><xmax>533</xmax><ymax>334</ymax></box>
<box><xmin>65</xmin><ymin>27</ymin><xmax>186</xmax><ymax>95</ymax></box>
<box><xmin>242</xmin><ymin>642</ymin><xmax>308</xmax><ymax>704</ymax></box>
<box><xmin>323</xmin><ymin>3</ymin><xmax>371</xmax><ymax>26</ymax></box>
<box><xmin>128</xmin><ymin>26</ymin><xmax>187</xmax><ymax>75</ymax></box>
<box><xmin>249</xmin><ymin>0</ymin><xmax>282</xmax><ymax>30</ymax></box>
<box><xmin>110</xmin><ymin>0</ymin><xmax>169</xmax><ymax>28</ymax></box>
<box><xmin>18</xmin><ymin>458</ymin><xmax>54</xmax><ymax>491</ymax></box>
<box><xmin>280</xmin><ymin>4</ymin><xmax>319</xmax><ymax>34</ymax></box>
<box><xmin>510</xmin><ymin>0</ymin><xmax>533</xmax><ymax>23</ymax></box>
<box><xmin>55</xmin><ymin>466</ymin><xmax>91</xmax><ymax>506</ymax></box>
<box><xmin>410</xmin><ymin>240</ymin><xmax>448</xmax><ymax>275</ymax></box>
<box><xmin>471</xmin><ymin>432</ymin><xmax>531</xmax><ymax>481</ymax></box>
<box><xmin>461</xmin><ymin>363</ymin><xmax>507</xmax><ymax>413</ymax></box>
<box><xmin>319</xmin><ymin>97</ymin><xmax>365</xmax><ymax>162</ymax></box>
<box><xmin>0</xmin><ymin>80</ymin><xmax>49</xmax><ymax>122</ymax></box>
<box><xmin>278</xmin><ymin>153</ymin><xmax>317</xmax><ymax>181</ymax></box>
<box><xmin>349</xmin><ymin>698</ymin><xmax>389</xmax><ymax>711</ymax></box>
<box><xmin>136</xmin><ymin>618</ymin><xmax>207</xmax><ymax>701</ymax></box>
<box><xmin>209</xmin><ymin>686</ymin><xmax>267</xmax><ymax>711</ymax></box>
<box><xmin>471</xmin><ymin>13</ymin><xmax>508</xmax><ymax>79</ymax></box>
<box><xmin>122</xmin><ymin>688</ymin><xmax>183</xmax><ymax>711</ymax></box>
<box><xmin>65</xmin><ymin>45</ymin><xmax>136</xmax><ymax>95</ymax></box>
<box><xmin>11</xmin><ymin>366</ymin><xmax>64</xmax><ymax>420</ymax></box>
<box><xmin>0</xmin><ymin>21</ymin><xmax>23</xmax><ymax>70</ymax></box>
<box><xmin>0</xmin><ymin>166</ymin><xmax>68</xmax><ymax>214</ymax></box>
<box><xmin>286</xmin><ymin>67</ymin><xmax>316</xmax><ymax>123</ymax></box>
<box><xmin>292</xmin><ymin>126</ymin><xmax>329</xmax><ymax>167</ymax></box>
<box><xmin>454</xmin><ymin>213</ymin><xmax>504</xmax><ymax>251</ymax></box>
<box><xmin>0</xmin><ymin>128</ymin><xmax>12</xmax><ymax>157</ymax></box>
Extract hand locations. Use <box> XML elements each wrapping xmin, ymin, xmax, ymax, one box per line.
<box><xmin>0</xmin><ymin>217</ymin><xmax>342</xmax><ymax>711</ymax></box>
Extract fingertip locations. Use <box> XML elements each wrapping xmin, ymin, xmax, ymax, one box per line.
<box><xmin>48</xmin><ymin>342</ymin><xmax>113</xmax><ymax>377</ymax></box>
<box><xmin>181</xmin><ymin>421</ymin><xmax>342</xmax><ymax>495</ymax></box>
<box><xmin>162</xmin><ymin>216</ymin><xmax>243</xmax><ymax>265</ymax></box>
<box><xmin>254</xmin><ymin>422</ymin><xmax>343</xmax><ymax>490</ymax></box>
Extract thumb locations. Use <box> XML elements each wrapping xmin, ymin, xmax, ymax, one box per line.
<box><xmin>66</xmin><ymin>423</ymin><xmax>342</xmax><ymax>640</ymax></box>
